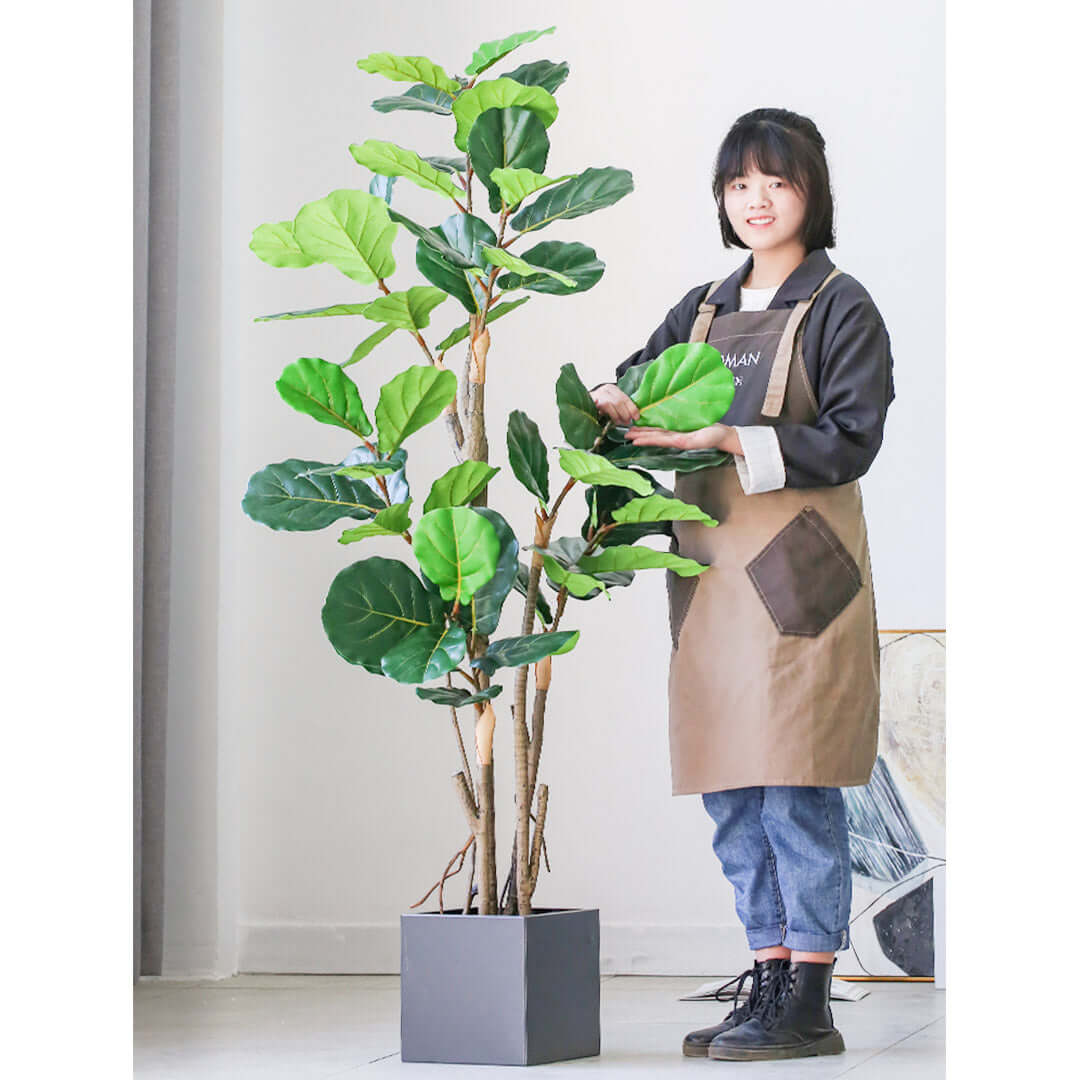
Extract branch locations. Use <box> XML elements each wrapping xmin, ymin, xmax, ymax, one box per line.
<box><xmin>528</xmin><ymin>784</ymin><xmax>549</xmax><ymax>884</ymax></box>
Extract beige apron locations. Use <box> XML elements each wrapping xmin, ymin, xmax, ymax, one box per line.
<box><xmin>667</xmin><ymin>267</ymin><xmax>880</xmax><ymax>795</ymax></box>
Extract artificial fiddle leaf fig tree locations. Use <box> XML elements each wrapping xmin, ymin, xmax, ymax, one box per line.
<box><xmin>241</xmin><ymin>25</ymin><xmax>736</xmax><ymax>920</ymax></box>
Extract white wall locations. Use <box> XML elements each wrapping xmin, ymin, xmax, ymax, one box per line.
<box><xmin>162</xmin><ymin>0</ymin><xmax>943</xmax><ymax>975</ymax></box>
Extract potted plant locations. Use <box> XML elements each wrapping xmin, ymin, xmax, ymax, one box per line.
<box><xmin>240</xmin><ymin>25</ymin><xmax>735</xmax><ymax>1066</ymax></box>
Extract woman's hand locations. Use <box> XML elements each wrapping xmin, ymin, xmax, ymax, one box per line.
<box><xmin>625</xmin><ymin>422</ymin><xmax>743</xmax><ymax>455</ymax></box>
<box><xmin>590</xmin><ymin>383</ymin><xmax>640</xmax><ymax>425</ymax></box>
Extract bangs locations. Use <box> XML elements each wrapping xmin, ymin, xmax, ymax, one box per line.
<box><xmin>716</xmin><ymin>124</ymin><xmax>809</xmax><ymax>194</ymax></box>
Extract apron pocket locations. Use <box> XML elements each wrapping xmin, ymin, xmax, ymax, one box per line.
<box><xmin>667</xmin><ymin>538</ymin><xmax>699</xmax><ymax>649</ymax></box>
<box><xmin>745</xmin><ymin>506</ymin><xmax>862</xmax><ymax>636</ymax></box>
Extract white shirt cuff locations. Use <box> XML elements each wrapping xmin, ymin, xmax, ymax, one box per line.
<box><xmin>731</xmin><ymin>425</ymin><xmax>786</xmax><ymax>494</ymax></box>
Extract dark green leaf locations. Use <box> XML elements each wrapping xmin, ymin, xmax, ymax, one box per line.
<box><xmin>371</xmin><ymin>84</ymin><xmax>455</xmax><ymax>114</ymax></box>
<box><xmin>416</xmin><ymin>684</ymin><xmax>504</xmax><ymax>707</ymax></box>
<box><xmin>556</xmin><ymin>363</ymin><xmax>604</xmax><ymax>449</ymax></box>
<box><xmin>604</xmin><ymin>444</ymin><xmax>734</xmax><ymax>472</ymax></box>
<box><xmin>321</xmin><ymin>556</ymin><xmax>446</xmax><ymax>673</ymax></box>
<box><xmin>467</xmin><ymin>106</ymin><xmax>551</xmax><ymax>215</ymax></box>
<box><xmin>470</xmin><ymin>630</ymin><xmax>580</xmax><ymax>675</ymax></box>
<box><xmin>499</xmin><ymin>58</ymin><xmax>570</xmax><ymax>96</ymax></box>
<box><xmin>381</xmin><ymin>624</ymin><xmax>467</xmax><ymax>684</ymax></box>
<box><xmin>241</xmin><ymin>459</ymin><xmax>382</xmax><ymax>531</ymax></box>
<box><xmin>514</xmin><ymin>563</ymin><xmax>552</xmax><ymax>624</ymax></box>
<box><xmin>509</xmin><ymin>166</ymin><xmax>634</xmax><ymax>235</ymax></box>
<box><xmin>495</xmin><ymin>240</ymin><xmax>604</xmax><ymax>296</ymax></box>
<box><xmin>466</xmin><ymin>508</ymin><xmax>520</xmax><ymax>636</ymax></box>
<box><xmin>507</xmin><ymin>410</ymin><xmax>549</xmax><ymax>504</ymax></box>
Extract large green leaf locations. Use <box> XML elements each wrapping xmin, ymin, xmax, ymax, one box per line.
<box><xmin>450</xmin><ymin>76</ymin><xmax>558</xmax><ymax>152</ymax></box>
<box><xmin>388</xmin><ymin>207</ymin><xmax>485</xmax><ymax>270</ymax></box>
<box><xmin>616</xmin><ymin>360</ymin><xmax>649</xmax><ymax>397</ymax></box>
<box><xmin>470</xmin><ymin>630</ymin><xmax>580</xmax><ymax>675</ymax></box>
<box><xmin>413</xmin><ymin>214</ymin><xmax>497</xmax><ymax>314</ymax></box>
<box><xmin>480</xmin><ymin>245</ymin><xmax>576</xmax><ymax>288</ymax></box>
<box><xmin>500</xmin><ymin>58</ymin><xmax>570</xmax><ymax>95</ymax></box>
<box><xmin>604</xmin><ymin>444</ymin><xmax>734</xmax><ymax>473</ymax></box>
<box><xmin>321</xmin><ymin>556</ymin><xmax>447</xmax><ymax>674</ymax></box>
<box><xmin>355</xmin><ymin>52</ymin><xmax>461</xmax><ymax>95</ymax></box>
<box><xmin>464</xmin><ymin>26</ymin><xmax>557</xmax><ymax>76</ymax></box>
<box><xmin>375</xmin><ymin>366</ymin><xmax>458</xmax><ymax>455</ymax></box>
<box><xmin>556</xmin><ymin>363</ymin><xmax>604</xmax><ymax>449</ymax></box>
<box><xmin>510</xmin><ymin>167</ymin><xmax>634</xmax><ymax>234</ymax></box>
<box><xmin>241</xmin><ymin>459</ymin><xmax>382</xmax><ymax>530</ymax></box>
<box><xmin>630</xmin><ymin>342</ymin><xmax>736</xmax><ymax>431</ymax></box>
<box><xmin>436</xmin><ymin>296</ymin><xmax>530</xmax><ymax>352</ymax></box>
<box><xmin>582</xmin><ymin>471</ymin><xmax>673</xmax><ymax>546</ymax></box>
<box><xmin>465</xmin><ymin>507</ymin><xmax>520</xmax><ymax>636</ymax></box>
<box><xmin>413</xmin><ymin>507</ymin><xmax>500</xmax><ymax>605</ymax></box>
<box><xmin>558</xmin><ymin>449</ymin><xmax>651</xmax><ymax>495</ymax></box>
<box><xmin>338</xmin><ymin>500</ymin><xmax>413</xmax><ymax>543</ymax></box>
<box><xmin>275</xmin><ymin>357</ymin><xmax>372</xmax><ymax>437</ymax></box>
<box><xmin>535</xmin><ymin>536</ymin><xmax>635</xmax><ymax>598</ymax></box>
<box><xmin>611</xmin><ymin>495</ymin><xmax>718</xmax><ymax>528</ymax></box>
<box><xmin>349</xmin><ymin>139</ymin><xmax>462</xmax><ymax>202</ymax></box>
<box><xmin>577</xmin><ymin>545</ymin><xmax>709</xmax><ymax>578</ymax></box>
<box><xmin>494</xmin><ymin>240</ymin><xmax>604</xmax><ymax>296</ymax></box>
<box><xmin>542</xmin><ymin>555</ymin><xmax>607</xmax><ymax>599</ymax></box>
<box><xmin>249</xmin><ymin>221</ymin><xmax>320</xmax><ymax>269</ymax></box>
<box><xmin>416</xmin><ymin>684</ymin><xmax>504</xmax><ymax>707</ymax></box>
<box><xmin>371</xmin><ymin>84</ymin><xmax>456</xmax><ymax>115</ymax></box>
<box><xmin>292</xmin><ymin>189</ymin><xmax>397</xmax><ymax>284</ymax></box>
<box><xmin>360</xmin><ymin>286</ymin><xmax>449</xmax><ymax>331</ymax></box>
<box><xmin>424</xmin><ymin>462</ymin><xmax>499</xmax><ymax>512</ymax></box>
<box><xmin>299</xmin><ymin>461</ymin><xmax>397</xmax><ymax>480</ymax></box>
<box><xmin>381</xmin><ymin>623</ymin><xmax>467</xmax><ymax>684</ymax></box>
<box><xmin>467</xmin><ymin>107</ymin><xmax>552</xmax><ymax>215</ymax></box>
<box><xmin>507</xmin><ymin>410</ymin><xmax>549</xmax><ymax>504</ymax></box>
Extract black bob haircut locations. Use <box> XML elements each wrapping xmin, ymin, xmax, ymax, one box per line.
<box><xmin>712</xmin><ymin>108</ymin><xmax>836</xmax><ymax>251</ymax></box>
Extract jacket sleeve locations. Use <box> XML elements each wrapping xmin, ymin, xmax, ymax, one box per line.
<box><xmin>769</xmin><ymin>298</ymin><xmax>897</xmax><ymax>488</ymax></box>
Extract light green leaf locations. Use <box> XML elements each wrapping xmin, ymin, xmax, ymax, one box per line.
<box><xmin>464</xmin><ymin>26</ymin><xmax>557</xmax><ymax>76</ymax></box>
<box><xmin>509</xmin><ymin>166</ymin><xmax>634</xmax><ymax>234</ymax></box>
<box><xmin>254</xmin><ymin>302</ymin><xmax>372</xmax><ymax>323</ymax></box>
<box><xmin>577</xmin><ymin>545</ymin><xmax>709</xmax><ymax>578</ymax></box>
<box><xmin>375</xmin><ymin>366</ymin><xmax>458</xmax><ymax>455</ymax></box>
<box><xmin>631</xmin><ymin>341</ymin><xmax>736</xmax><ymax>431</ymax></box>
<box><xmin>424</xmin><ymin>462</ymin><xmax>500</xmax><ymax>513</ymax></box>
<box><xmin>465</xmin><ymin>507</ymin><xmax>519</xmax><ymax>636</ymax></box>
<box><xmin>481</xmin><ymin>245</ymin><xmax>577</xmax><ymax>288</ymax></box>
<box><xmin>451</xmin><ymin>76</ymin><xmax>558</xmax><ymax>152</ymax></box>
<box><xmin>338</xmin><ymin>500</ymin><xmax>413</xmax><ymax>543</ymax></box>
<box><xmin>322</xmin><ymin>556</ymin><xmax>447</xmax><ymax>674</ymax></box>
<box><xmin>470</xmin><ymin>630</ymin><xmax>580</xmax><ymax>675</ymax></box>
<box><xmin>542</xmin><ymin>555</ymin><xmax>607</xmax><ymax>599</ymax></box>
<box><xmin>507</xmin><ymin>410</ymin><xmax>549</xmax><ymax>504</ymax></box>
<box><xmin>360</xmin><ymin>286</ymin><xmax>449</xmax><ymax>331</ymax></box>
<box><xmin>275</xmin><ymin>357</ymin><xmax>372</xmax><ymax>437</ymax></box>
<box><xmin>558</xmin><ymin>449</ymin><xmax>652</xmax><ymax>495</ymax></box>
<box><xmin>488</xmin><ymin>166</ymin><xmax>575</xmax><ymax>210</ymax></box>
<box><xmin>293</xmin><ymin>189</ymin><xmax>397</xmax><ymax>284</ymax></box>
<box><xmin>494</xmin><ymin>240</ymin><xmax>604</xmax><ymax>296</ymax></box>
<box><xmin>355</xmin><ymin>52</ymin><xmax>461</xmax><ymax>95</ymax></box>
<box><xmin>381</xmin><ymin>624</ymin><xmax>467</xmax><ymax>684</ymax></box>
<box><xmin>349</xmin><ymin>139</ymin><xmax>463</xmax><ymax>201</ymax></box>
<box><xmin>413</xmin><ymin>507</ymin><xmax>500</xmax><ymax>606</ymax></box>
<box><xmin>249</xmin><ymin>221</ymin><xmax>320</xmax><ymax>268</ymax></box>
<box><xmin>241</xmin><ymin>459</ymin><xmax>383</xmax><ymax>531</ymax></box>
<box><xmin>343</xmin><ymin>324</ymin><xmax>396</xmax><ymax>367</ymax></box>
<box><xmin>298</xmin><ymin>461</ymin><xmax>397</xmax><ymax>479</ymax></box>
<box><xmin>611</xmin><ymin>495</ymin><xmax>719</xmax><ymax>528</ymax></box>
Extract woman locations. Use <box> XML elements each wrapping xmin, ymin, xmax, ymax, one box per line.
<box><xmin>590</xmin><ymin>108</ymin><xmax>896</xmax><ymax>1062</ymax></box>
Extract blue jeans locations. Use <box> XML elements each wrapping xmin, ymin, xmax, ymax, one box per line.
<box><xmin>701</xmin><ymin>785</ymin><xmax>852</xmax><ymax>953</ymax></box>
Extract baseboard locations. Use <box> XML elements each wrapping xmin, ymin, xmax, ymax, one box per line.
<box><xmin>237</xmin><ymin>920</ymin><xmax>752</xmax><ymax>977</ymax></box>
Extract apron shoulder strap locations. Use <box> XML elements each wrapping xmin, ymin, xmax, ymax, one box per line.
<box><xmin>688</xmin><ymin>279</ymin><xmax>726</xmax><ymax>344</ymax></box>
<box><xmin>760</xmin><ymin>266</ymin><xmax>843</xmax><ymax>418</ymax></box>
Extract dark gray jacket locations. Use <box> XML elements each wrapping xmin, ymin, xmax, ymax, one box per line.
<box><xmin>611</xmin><ymin>247</ymin><xmax>896</xmax><ymax>488</ymax></box>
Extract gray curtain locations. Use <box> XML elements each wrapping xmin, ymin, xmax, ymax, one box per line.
<box><xmin>135</xmin><ymin>0</ymin><xmax>179</xmax><ymax>979</ymax></box>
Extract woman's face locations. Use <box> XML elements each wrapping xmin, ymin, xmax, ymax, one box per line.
<box><xmin>723</xmin><ymin>166</ymin><xmax>807</xmax><ymax>253</ymax></box>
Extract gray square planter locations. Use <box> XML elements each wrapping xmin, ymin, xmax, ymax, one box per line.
<box><xmin>400</xmin><ymin>907</ymin><xmax>600</xmax><ymax>1066</ymax></box>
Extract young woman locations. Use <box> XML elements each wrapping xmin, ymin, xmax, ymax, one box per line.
<box><xmin>590</xmin><ymin>108</ymin><xmax>896</xmax><ymax>1062</ymax></box>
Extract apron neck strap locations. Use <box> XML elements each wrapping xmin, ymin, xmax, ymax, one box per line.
<box><xmin>689</xmin><ymin>280</ymin><xmax>726</xmax><ymax>344</ymax></box>
<box><xmin>760</xmin><ymin>266</ymin><xmax>842</xmax><ymax>418</ymax></box>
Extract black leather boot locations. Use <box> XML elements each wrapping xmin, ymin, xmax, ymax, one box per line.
<box><xmin>682</xmin><ymin>958</ymin><xmax>789</xmax><ymax>1058</ymax></box>
<box><xmin>706</xmin><ymin>958</ymin><xmax>845</xmax><ymax>1061</ymax></box>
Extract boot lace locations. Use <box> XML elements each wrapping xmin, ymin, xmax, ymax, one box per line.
<box><xmin>752</xmin><ymin>963</ymin><xmax>793</xmax><ymax>1028</ymax></box>
<box><xmin>711</xmin><ymin>967</ymin><xmax>755</xmax><ymax>1023</ymax></box>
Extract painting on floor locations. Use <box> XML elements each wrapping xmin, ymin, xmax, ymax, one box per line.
<box><xmin>836</xmin><ymin>630</ymin><xmax>945</xmax><ymax>979</ymax></box>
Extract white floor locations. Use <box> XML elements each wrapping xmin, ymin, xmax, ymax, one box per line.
<box><xmin>134</xmin><ymin>975</ymin><xmax>944</xmax><ymax>1078</ymax></box>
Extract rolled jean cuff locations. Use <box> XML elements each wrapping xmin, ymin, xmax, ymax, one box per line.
<box><xmin>781</xmin><ymin>926</ymin><xmax>851</xmax><ymax>953</ymax></box>
<box><xmin>745</xmin><ymin>924</ymin><xmax>786</xmax><ymax>950</ymax></box>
